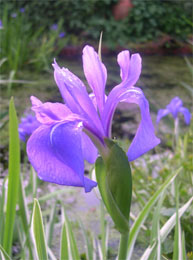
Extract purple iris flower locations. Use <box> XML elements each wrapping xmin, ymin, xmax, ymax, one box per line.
<box><xmin>0</xmin><ymin>20</ymin><xmax>3</xmax><ymax>29</ymax></box>
<box><xmin>59</xmin><ymin>32</ymin><xmax>65</xmax><ymax>38</ymax></box>
<box><xmin>11</xmin><ymin>13</ymin><xmax>17</xmax><ymax>18</ymax></box>
<box><xmin>19</xmin><ymin>113</ymin><xmax>41</xmax><ymax>142</ymax></box>
<box><xmin>20</xmin><ymin>8</ymin><xmax>25</xmax><ymax>13</ymax></box>
<box><xmin>27</xmin><ymin>45</ymin><xmax>160</xmax><ymax>192</ymax></box>
<box><xmin>157</xmin><ymin>97</ymin><xmax>191</xmax><ymax>125</ymax></box>
<box><xmin>51</xmin><ymin>24</ymin><xmax>58</xmax><ymax>31</ymax></box>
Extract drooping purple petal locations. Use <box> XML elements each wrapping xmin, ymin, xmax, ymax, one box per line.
<box><xmin>102</xmin><ymin>86</ymin><xmax>160</xmax><ymax>160</ymax></box>
<box><xmin>81</xmin><ymin>132</ymin><xmax>98</xmax><ymax>163</ymax></box>
<box><xmin>156</xmin><ymin>108</ymin><xmax>170</xmax><ymax>124</ymax></box>
<box><xmin>27</xmin><ymin>123</ymin><xmax>97</xmax><ymax>192</ymax></box>
<box><xmin>179</xmin><ymin>107</ymin><xmax>191</xmax><ymax>125</ymax></box>
<box><xmin>31</xmin><ymin>96</ymin><xmax>77</xmax><ymax>124</ymax></box>
<box><xmin>82</xmin><ymin>45</ymin><xmax>107</xmax><ymax>114</ymax></box>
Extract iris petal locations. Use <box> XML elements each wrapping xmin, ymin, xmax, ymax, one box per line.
<box><xmin>81</xmin><ymin>132</ymin><xmax>98</xmax><ymax>163</ymax></box>
<box><xmin>83</xmin><ymin>45</ymin><xmax>107</xmax><ymax>114</ymax></box>
<box><xmin>102</xmin><ymin>52</ymin><xmax>142</xmax><ymax>132</ymax></box>
<box><xmin>166</xmin><ymin>97</ymin><xmax>183</xmax><ymax>118</ymax></box>
<box><xmin>31</xmin><ymin>96</ymin><xmax>73</xmax><ymax>124</ymax></box>
<box><xmin>53</xmin><ymin>60</ymin><xmax>105</xmax><ymax>137</ymax></box>
<box><xmin>117</xmin><ymin>51</ymin><xmax>142</xmax><ymax>85</ymax></box>
<box><xmin>103</xmin><ymin>86</ymin><xmax>160</xmax><ymax>160</ymax></box>
<box><xmin>179</xmin><ymin>107</ymin><xmax>191</xmax><ymax>125</ymax></box>
<box><xmin>156</xmin><ymin>108</ymin><xmax>170</xmax><ymax>124</ymax></box>
<box><xmin>27</xmin><ymin>123</ymin><xmax>97</xmax><ymax>192</ymax></box>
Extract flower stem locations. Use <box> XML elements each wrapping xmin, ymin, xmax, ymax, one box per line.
<box><xmin>118</xmin><ymin>232</ymin><xmax>129</xmax><ymax>260</ymax></box>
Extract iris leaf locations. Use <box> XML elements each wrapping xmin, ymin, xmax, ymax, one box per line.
<box><xmin>95</xmin><ymin>139</ymin><xmax>132</xmax><ymax>234</ymax></box>
<box><xmin>3</xmin><ymin>97</ymin><xmax>20</xmax><ymax>255</ymax></box>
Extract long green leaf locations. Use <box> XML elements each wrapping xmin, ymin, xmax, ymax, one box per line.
<box><xmin>0</xmin><ymin>245</ymin><xmax>11</xmax><ymax>260</ymax></box>
<box><xmin>60</xmin><ymin>207</ymin><xmax>80</xmax><ymax>260</ymax></box>
<box><xmin>0</xmin><ymin>178</ymin><xmax>7</xmax><ymax>244</ymax></box>
<box><xmin>140</xmin><ymin>196</ymin><xmax>193</xmax><ymax>260</ymax></box>
<box><xmin>182</xmin><ymin>232</ymin><xmax>187</xmax><ymax>260</ymax></box>
<box><xmin>95</xmin><ymin>139</ymin><xmax>132</xmax><ymax>234</ymax></box>
<box><xmin>173</xmin><ymin>179</ymin><xmax>181</xmax><ymax>260</ymax></box>
<box><xmin>60</xmin><ymin>224</ymin><xmax>69</xmax><ymax>260</ymax></box>
<box><xmin>79</xmin><ymin>220</ymin><xmax>94</xmax><ymax>260</ymax></box>
<box><xmin>46</xmin><ymin>202</ymin><xmax>57</xmax><ymax>247</ymax></box>
<box><xmin>3</xmin><ymin>97</ymin><xmax>20</xmax><ymax>255</ymax></box>
<box><xmin>127</xmin><ymin>167</ymin><xmax>182</xmax><ymax>259</ymax></box>
<box><xmin>31</xmin><ymin>199</ymin><xmax>48</xmax><ymax>260</ymax></box>
<box><xmin>149</xmin><ymin>192</ymin><xmax>165</xmax><ymax>260</ymax></box>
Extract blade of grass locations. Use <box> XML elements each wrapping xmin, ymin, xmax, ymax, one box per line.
<box><xmin>18</xmin><ymin>174</ymin><xmax>34</xmax><ymax>259</ymax></box>
<box><xmin>127</xmin><ymin>167</ymin><xmax>182</xmax><ymax>259</ymax></box>
<box><xmin>173</xmin><ymin>178</ymin><xmax>182</xmax><ymax>260</ymax></box>
<box><xmin>98</xmin><ymin>31</ymin><xmax>103</xmax><ymax>62</ymax></box>
<box><xmin>60</xmin><ymin>207</ymin><xmax>80</xmax><ymax>260</ymax></box>
<box><xmin>182</xmin><ymin>232</ymin><xmax>187</xmax><ymax>260</ymax></box>
<box><xmin>60</xmin><ymin>223</ymin><xmax>69</xmax><ymax>260</ymax></box>
<box><xmin>79</xmin><ymin>220</ymin><xmax>94</xmax><ymax>260</ymax></box>
<box><xmin>31</xmin><ymin>199</ymin><xmax>48</xmax><ymax>260</ymax></box>
<box><xmin>0</xmin><ymin>178</ymin><xmax>7</xmax><ymax>244</ymax></box>
<box><xmin>140</xmin><ymin>196</ymin><xmax>193</xmax><ymax>260</ymax></box>
<box><xmin>47</xmin><ymin>247</ymin><xmax>57</xmax><ymax>260</ymax></box>
<box><xmin>149</xmin><ymin>192</ymin><xmax>165</xmax><ymax>260</ymax></box>
<box><xmin>0</xmin><ymin>245</ymin><xmax>11</xmax><ymax>260</ymax></box>
<box><xmin>3</xmin><ymin>97</ymin><xmax>20</xmax><ymax>255</ymax></box>
<box><xmin>46</xmin><ymin>202</ymin><xmax>57</xmax><ymax>247</ymax></box>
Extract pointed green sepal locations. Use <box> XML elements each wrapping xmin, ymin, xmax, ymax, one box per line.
<box><xmin>95</xmin><ymin>139</ymin><xmax>132</xmax><ymax>234</ymax></box>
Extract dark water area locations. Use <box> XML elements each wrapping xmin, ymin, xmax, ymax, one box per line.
<box><xmin>0</xmin><ymin>55</ymin><xmax>192</xmax><ymax>147</ymax></box>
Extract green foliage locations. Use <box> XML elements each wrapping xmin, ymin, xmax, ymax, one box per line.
<box><xmin>3</xmin><ymin>98</ymin><xmax>20</xmax><ymax>256</ymax></box>
<box><xmin>31</xmin><ymin>199</ymin><xmax>48</xmax><ymax>260</ymax></box>
<box><xmin>0</xmin><ymin>0</ymin><xmax>191</xmax><ymax>53</ymax></box>
<box><xmin>95</xmin><ymin>139</ymin><xmax>132</xmax><ymax>234</ymax></box>
<box><xmin>0</xmin><ymin>4</ymin><xmax>67</xmax><ymax>75</ymax></box>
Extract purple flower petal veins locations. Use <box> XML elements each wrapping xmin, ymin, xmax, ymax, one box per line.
<box><xmin>27</xmin><ymin>45</ymin><xmax>160</xmax><ymax>192</ymax></box>
<box><xmin>157</xmin><ymin>96</ymin><xmax>191</xmax><ymax>125</ymax></box>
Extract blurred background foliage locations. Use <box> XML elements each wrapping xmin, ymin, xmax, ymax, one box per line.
<box><xmin>1</xmin><ymin>0</ymin><xmax>192</xmax><ymax>45</ymax></box>
<box><xmin>0</xmin><ymin>0</ymin><xmax>192</xmax><ymax>75</ymax></box>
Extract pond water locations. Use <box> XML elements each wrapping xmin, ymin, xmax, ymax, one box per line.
<box><xmin>1</xmin><ymin>54</ymin><xmax>192</xmax><ymax>147</ymax></box>
<box><xmin>0</xmin><ymin>54</ymin><xmax>192</xmax><ymax>259</ymax></box>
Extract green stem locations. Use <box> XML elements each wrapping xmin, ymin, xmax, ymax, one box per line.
<box><xmin>173</xmin><ymin>117</ymin><xmax>179</xmax><ymax>151</ymax></box>
<box><xmin>118</xmin><ymin>232</ymin><xmax>129</xmax><ymax>260</ymax></box>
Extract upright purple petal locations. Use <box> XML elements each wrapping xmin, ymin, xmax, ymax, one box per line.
<box><xmin>117</xmin><ymin>51</ymin><xmax>141</xmax><ymax>85</ymax></box>
<box><xmin>179</xmin><ymin>107</ymin><xmax>191</xmax><ymax>125</ymax></box>
<box><xmin>102</xmin><ymin>52</ymin><xmax>142</xmax><ymax>132</ymax></box>
<box><xmin>82</xmin><ymin>45</ymin><xmax>107</xmax><ymax>114</ymax></box>
<box><xmin>117</xmin><ymin>51</ymin><xmax>142</xmax><ymax>86</ymax></box>
<box><xmin>102</xmin><ymin>86</ymin><xmax>160</xmax><ymax>160</ymax></box>
<box><xmin>167</xmin><ymin>97</ymin><xmax>183</xmax><ymax>118</ymax></box>
<box><xmin>53</xmin><ymin>61</ymin><xmax>82</xmax><ymax>113</ymax></box>
<box><xmin>27</xmin><ymin>123</ymin><xmax>97</xmax><ymax>192</ymax></box>
<box><xmin>53</xmin><ymin>60</ymin><xmax>105</xmax><ymax>137</ymax></box>
<box><xmin>156</xmin><ymin>108</ymin><xmax>170</xmax><ymax>124</ymax></box>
